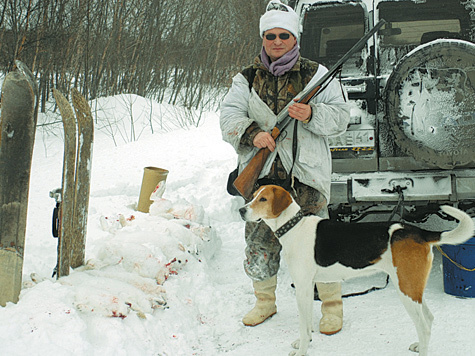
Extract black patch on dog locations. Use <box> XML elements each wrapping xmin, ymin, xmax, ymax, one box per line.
<box><xmin>390</xmin><ymin>224</ymin><xmax>440</xmax><ymax>244</ymax></box>
<box><xmin>314</xmin><ymin>220</ymin><xmax>392</xmax><ymax>269</ymax></box>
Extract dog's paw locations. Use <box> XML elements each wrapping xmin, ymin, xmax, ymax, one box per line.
<box><xmin>291</xmin><ymin>339</ymin><xmax>300</xmax><ymax>349</ymax></box>
<box><xmin>289</xmin><ymin>350</ymin><xmax>306</xmax><ymax>356</ymax></box>
<box><xmin>290</xmin><ymin>337</ymin><xmax>311</xmax><ymax>355</ymax></box>
<box><xmin>409</xmin><ymin>342</ymin><xmax>419</xmax><ymax>353</ymax></box>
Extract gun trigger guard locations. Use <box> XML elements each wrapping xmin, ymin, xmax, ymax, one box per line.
<box><xmin>277</xmin><ymin>130</ymin><xmax>288</xmax><ymax>142</ymax></box>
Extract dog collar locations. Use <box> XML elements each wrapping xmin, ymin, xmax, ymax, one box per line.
<box><xmin>274</xmin><ymin>210</ymin><xmax>305</xmax><ymax>238</ymax></box>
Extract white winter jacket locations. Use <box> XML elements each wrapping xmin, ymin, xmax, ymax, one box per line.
<box><xmin>220</xmin><ymin>63</ymin><xmax>350</xmax><ymax>201</ymax></box>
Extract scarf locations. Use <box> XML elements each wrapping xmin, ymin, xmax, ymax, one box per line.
<box><xmin>261</xmin><ymin>44</ymin><xmax>300</xmax><ymax>76</ymax></box>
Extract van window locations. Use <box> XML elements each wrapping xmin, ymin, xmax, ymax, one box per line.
<box><xmin>299</xmin><ymin>2</ymin><xmax>366</xmax><ymax>73</ymax></box>
<box><xmin>381</xmin><ymin>20</ymin><xmax>461</xmax><ymax>46</ymax></box>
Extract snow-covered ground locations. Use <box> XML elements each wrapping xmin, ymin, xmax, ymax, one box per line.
<box><xmin>0</xmin><ymin>95</ymin><xmax>474</xmax><ymax>356</ymax></box>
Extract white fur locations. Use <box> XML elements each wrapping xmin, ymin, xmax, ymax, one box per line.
<box><xmin>438</xmin><ymin>205</ymin><xmax>475</xmax><ymax>245</ymax></box>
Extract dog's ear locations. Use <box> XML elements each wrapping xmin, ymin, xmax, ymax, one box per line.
<box><xmin>272</xmin><ymin>187</ymin><xmax>292</xmax><ymax>216</ymax></box>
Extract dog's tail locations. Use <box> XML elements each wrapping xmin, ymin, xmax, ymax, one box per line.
<box><xmin>435</xmin><ymin>205</ymin><xmax>475</xmax><ymax>246</ymax></box>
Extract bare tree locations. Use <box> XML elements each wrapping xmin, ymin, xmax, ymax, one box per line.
<box><xmin>0</xmin><ymin>0</ymin><xmax>267</xmax><ymax>112</ymax></box>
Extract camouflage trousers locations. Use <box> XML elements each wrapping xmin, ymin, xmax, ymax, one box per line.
<box><xmin>244</xmin><ymin>180</ymin><xmax>329</xmax><ymax>281</ymax></box>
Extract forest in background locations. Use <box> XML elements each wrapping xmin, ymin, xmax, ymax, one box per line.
<box><xmin>0</xmin><ymin>0</ymin><xmax>268</xmax><ymax>112</ymax></box>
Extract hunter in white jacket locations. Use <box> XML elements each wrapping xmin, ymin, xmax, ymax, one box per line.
<box><xmin>219</xmin><ymin>0</ymin><xmax>350</xmax><ymax>336</ymax></box>
<box><xmin>220</xmin><ymin>62</ymin><xmax>349</xmax><ymax>201</ymax></box>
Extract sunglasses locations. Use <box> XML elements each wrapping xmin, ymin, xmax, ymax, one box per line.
<box><xmin>265</xmin><ymin>33</ymin><xmax>291</xmax><ymax>41</ymax></box>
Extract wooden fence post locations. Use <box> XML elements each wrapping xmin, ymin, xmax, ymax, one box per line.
<box><xmin>0</xmin><ymin>61</ymin><xmax>38</xmax><ymax>306</ymax></box>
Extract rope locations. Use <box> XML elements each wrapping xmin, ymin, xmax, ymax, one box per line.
<box><xmin>341</xmin><ymin>275</ymin><xmax>390</xmax><ymax>299</ymax></box>
<box><xmin>384</xmin><ymin>185</ymin><xmax>406</xmax><ymax>221</ymax></box>
<box><xmin>308</xmin><ymin>275</ymin><xmax>390</xmax><ymax>301</ymax></box>
<box><xmin>436</xmin><ymin>245</ymin><xmax>475</xmax><ymax>272</ymax></box>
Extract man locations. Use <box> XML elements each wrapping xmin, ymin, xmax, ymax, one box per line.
<box><xmin>220</xmin><ymin>0</ymin><xmax>350</xmax><ymax>335</ymax></box>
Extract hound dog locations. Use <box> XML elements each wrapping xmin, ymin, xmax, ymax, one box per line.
<box><xmin>239</xmin><ymin>185</ymin><xmax>475</xmax><ymax>356</ymax></box>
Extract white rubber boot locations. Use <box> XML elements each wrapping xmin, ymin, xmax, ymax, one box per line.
<box><xmin>317</xmin><ymin>282</ymin><xmax>343</xmax><ymax>335</ymax></box>
<box><xmin>242</xmin><ymin>275</ymin><xmax>277</xmax><ymax>326</ymax></box>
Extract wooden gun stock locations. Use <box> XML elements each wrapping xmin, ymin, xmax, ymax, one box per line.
<box><xmin>232</xmin><ymin>127</ymin><xmax>281</xmax><ymax>200</ymax></box>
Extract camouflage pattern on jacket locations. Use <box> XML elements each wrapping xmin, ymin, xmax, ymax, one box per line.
<box><xmin>242</xmin><ymin>55</ymin><xmax>319</xmax><ymax>114</ymax></box>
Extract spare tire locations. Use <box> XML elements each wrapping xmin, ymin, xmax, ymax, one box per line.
<box><xmin>384</xmin><ymin>40</ymin><xmax>475</xmax><ymax>169</ymax></box>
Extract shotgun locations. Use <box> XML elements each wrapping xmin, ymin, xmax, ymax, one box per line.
<box><xmin>233</xmin><ymin>19</ymin><xmax>387</xmax><ymax>200</ymax></box>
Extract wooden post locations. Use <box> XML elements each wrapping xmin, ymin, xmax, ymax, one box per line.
<box><xmin>0</xmin><ymin>61</ymin><xmax>38</xmax><ymax>306</ymax></box>
<box><xmin>70</xmin><ymin>88</ymin><xmax>93</xmax><ymax>268</ymax></box>
<box><xmin>52</xmin><ymin>88</ymin><xmax>94</xmax><ymax>275</ymax></box>
<box><xmin>52</xmin><ymin>89</ymin><xmax>77</xmax><ymax>278</ymax></box>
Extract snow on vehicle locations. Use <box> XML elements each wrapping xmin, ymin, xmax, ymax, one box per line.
<box><xmin>290</xmin><ymin>0</ymin><xmax>475</xmax><ymax>222</ymax></box>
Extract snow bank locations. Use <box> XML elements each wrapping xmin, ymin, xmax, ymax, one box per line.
<box><xmin>0</xmin><ymin>94</ymin><xmax>473</xmax><ymax>356</ymax></box>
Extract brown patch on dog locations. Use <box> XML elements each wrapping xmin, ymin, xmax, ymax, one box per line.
<box><xmin>369</xmin><ymin>256</ymin><xmax>383</xmax><ymax>264</ymax></box>
<box><xmin>391</xmin><ymin>237</ymin><xmax>432</xmax><ymax>303</ymax></box>
<box><xmin>247</xmin><ymin>185</ymin><xmax>291</xmax><ymax>219</ymax></box>
<box><xmin>271</xmin><ymin>186</ymin><xmax>292</xmax><ymax>217</ymax></box>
